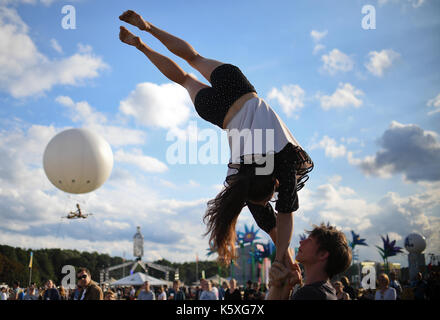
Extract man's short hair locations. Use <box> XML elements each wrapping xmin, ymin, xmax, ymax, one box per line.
<box><xmin>77</xmin><ymin>267</ymin><xmax>91</xmax><ymax>277</ymax></box>
<box><xmin>306</xmin><ymin>222</ymin><xmax>352</xmax><ymax>279</ymax></box>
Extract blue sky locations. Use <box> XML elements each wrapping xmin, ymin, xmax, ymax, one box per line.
<box><xmin>0</xmin><ymin>0</ymin><xmax>439</xmax><ymax>267</ymax></box>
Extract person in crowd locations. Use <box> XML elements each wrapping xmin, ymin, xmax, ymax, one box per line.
<box><xmin>249</xmin><ymin>282</ymin><xmax>263</xmax><ymax>300</ymax></box>
<box><xmin>426</xmin><ymin>271</ymin><xmax>440</xmax><ymax>300</ymax></box>
<box><xmin>30</xmin><ymin>282</ymin><xmax>39</xmax><ymax>296</ymax></box>
<box><xmin>224</xmin><ymin>278</ymin><xmax>242</xmax><ymax>300</ymax></box>
<box><xmin>58</xmin><ymin>285</ymin><xmax>68</xmax><ymax>300</ymax></box>
<box><xmin>70</xmin><ymin>279</ymin><xmax>83</xmax><ymax>300</ymax></box>
<box><xmin>76</xmin><ymin>267</ymin><xmax>103</xmax><ymax>300</ymax></box>
<box><xmin>340</xmin><ymin>276</ymin><xmax>356</xmax><ymax>300</ymax></box>
<box><xmin>168</xmin><ymin>279</ymin><xmax>185</xmax><ymax>300</ymax></box>
<box><xmin>333</xmin><ymin>281</ymin><xmax>350</xmax><ymax>300</ymax></box>
<box><xmin>0</xmin><ymin>286</ymin><xmax>8</xmax><ymax>300</ymax></box>
<box><xmin>199</xmin><ymin>279</ymin><xmax>218</xmax><ymax>300</ymax></box>
<box><xmin>218</xmin><ymin>281</ymin><xmax>228</xmax><ymax>300</ymax></box>
<box><xmin>258</xmin><ymin>283</ymin><xmax>268</xmax><ymax>300</ymax></box>
<box><xmin>129</xmin><ymin>285</ymin><xmax>136</xmax><ymax>299</ymax></box>
<box><xmin>413</xmin><ymin>272</ymin><xmax>428</xmax><ymax>300</ymax></box>
<box><xmin>180</xmin><ymin>286</ymin><xmax>189</xmax><ymax>300</ymax></box>
<box><xmin>9</xmin><ymin>281</ymin><xmax>22</xmax><ymax>300</ymax></box>
<box><xmin>400</xmin><ymin>280</ymin><xmax>414</xmax><ymax>300</ymax></box>
<box><xmin>157</xmin><ymin>285</ymin><xmax>167</xmax><ymax>300</ymax></box>
<box><xmin>116</xmin><ymin>287</ymin><xmax>122</xmax><ymax>300</ymax></box>
<box><xmin>389</xmin><ymin>271</ymin><xmax>402</xmax><ymax>300</ymax></box>
<box><xmin>267</xmin><ymin>223</ymin><xmax>351</xmax><ymax>300</ymax></box>
<box><xmin>43</xmin><ymin>280</ymin><xmax>61</xmax><ymax>300</ymax></box>
<box><xmin>137</xmin><ymin>281</ymin><xmax>155</xmax><ymax>300</ymax></box>
<box><xmin>375</xmin><ymin>273</ymin><xmax>396</xmax><ymax>300</ymax></box>
<box><xmin>121</xmin><ymin>287</ymin><xmax>131</xmax><ymax>300</ymax></box>
<box><xmin>23</xmin><ymin>284</ymin><xmax>39</xmax><ymax>300</ymax></box>
<box><xmin>210</xmin><ymin>280</ymin><xmax>219</xmax><ymax>300</ymax></box>
<box><xmin>104</xmin><ymin>290</ymin><xmax>116</xmax><ymax>300</ymax></box>
<box><xmin>243</xmin><ymin>280</ymin><xmax>255</xmax><ymax>300</ymax></box>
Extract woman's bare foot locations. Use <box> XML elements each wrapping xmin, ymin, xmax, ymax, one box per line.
<box><xmin>119</xmin><ymin>26</ymin><xmax>142</xmax><ymax>48</ymax></box>
<box><xmin>119</xmin><ymin>10</ymin><xmax>151</xmax><ymax>32</ymax></box>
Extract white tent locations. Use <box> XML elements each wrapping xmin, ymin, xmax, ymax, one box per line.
<box><xmin>110</xmin><ymin>272</ymin><xmax>171</xmax><ymax>287</ymax></box>
<box><xmin>206</xmin><ymin>275</ymin><xmax>230</xmax><ymax>285</ymax></box>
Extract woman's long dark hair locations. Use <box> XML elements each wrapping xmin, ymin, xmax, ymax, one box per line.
<box><xmin>203</xmin><ymin>165</ymin><xmax>276</xmax><ymax>265</ymax></box>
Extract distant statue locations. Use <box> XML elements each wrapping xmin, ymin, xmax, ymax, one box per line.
<box><xmin>133</xmin><ymin>226</ymin><xmax>144</xmax><ymax>259</ymax></box>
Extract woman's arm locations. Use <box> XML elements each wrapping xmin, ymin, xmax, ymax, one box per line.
<box><xmin>275</xmin><ymin>212</ymin><xmax>293</xmax><ymax>263</ymax></box>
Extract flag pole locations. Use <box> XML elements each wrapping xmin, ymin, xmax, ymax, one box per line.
<box><xmin>195</xmin><ymin>253</ymin><xmax>199</xmax><ymax>283</ymax></box>
<box><xmin>28</xmin><ymin>251</ymin><xmax>33</xmax><ymax>287</ymax></box>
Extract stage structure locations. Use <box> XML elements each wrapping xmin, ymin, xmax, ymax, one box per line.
<box><xmin>228</xmin><ymin>224</ymin><xmax>275</xmax><ymax>286</ymax></box>
<box><xmin>100</xmin><ymin>226</ymin><xmax>178</xmax><ymax>284</ymax></box>
<box><xmin>404</xmin><ymin>233</ymin><xmax>427</xmax><ymax>281</ymax></box>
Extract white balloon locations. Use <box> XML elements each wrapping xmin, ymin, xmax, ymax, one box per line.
<box><xmin>43</xmin><ymin>128</ymin><xmax>113</xmax><ymax>194</ymax></box>
<box><xmin>404</xmin><ymin>233</ymin><xmax>426</xmax><ymax>254</ymax></box>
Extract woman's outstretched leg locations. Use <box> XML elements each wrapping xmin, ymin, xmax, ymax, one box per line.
<box><xmin>119</xmin><ymin>26</ymin><xmax>208</xmax><ymax>102</ymax></box>
<box><xmin>119</xmin><ymin>10</ymin><xmax>223</xmax><ymax>83</ymax></box>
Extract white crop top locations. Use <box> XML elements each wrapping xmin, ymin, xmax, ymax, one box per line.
<box><xmin>225</xmin><ymin>97</ymin><xmax>304</xmax><ymax>177</ymax></box>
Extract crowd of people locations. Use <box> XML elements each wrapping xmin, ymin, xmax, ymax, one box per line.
<box><xmin>0</xmin><ymin>275</ymin><xmax>268</xmax><ymax>301</ymax></box>
<box><xmin>1</xmin><ymin>228</ymin><xmax>439</xmax><ymax>302</ymax></box>
<box><xmin>1</xmin><ymin>269</ymin><xmax>438</xmax><ymax>300</ymax></box>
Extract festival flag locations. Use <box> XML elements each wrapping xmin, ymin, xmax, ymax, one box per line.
<box><xmin>28</xmin><ymin>251</ymin><xmax>33</xmax><ymax>268</ymax></box>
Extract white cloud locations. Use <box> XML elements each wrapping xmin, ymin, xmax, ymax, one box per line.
<box><xmin>102</xmin><ymin>220</ymin><xmax>131</xmax><ymax>230</ymax></box>
<box><xmin>321</xmin><ymin>49</ymin><xmax>354</xmax><ymax>75</ymax></box>
<box><xmin>310</xmin><ymin>135</ymin><xmax>347</xmax><ymax>158</ymax></box>
<box><xmin>50</xmin><ymin>38</ymin><xmax>62</xmax><ymax>53</ymax></box>
<box><xmin>378</xmin><ymin>0</ymin><xmax>426</xmax><ymax>8</ymax></box>
<box><xmin>313</xmin><ymin>44</ymin><xmax>325</xmax><ymax>55</ymax></box>
<box><xmin>310</xmin><ymin>30</ymin><xmax>328</xmax><ymax>42</ymax></box>
<box><xmin>318</xmin><ymin>83</ymin><xmax>364</xmax><ymax>110</ymax></box>
<box><xmin>267</xmin><ymin>84</ymin><xmax>305</xmax><ymax>117</ymax></box>
<box><xmin>55</xmin><ymin>96</ymin><xmax>147</xmax><ymax>147</ymax></box>
<box><xmin>310</xmin><ymin>30</ymin><xmax>327</xmax><ymax>55</ymax></box>
<box><xmin>365</xmin><ymin>49</ymin><xmax>400</xmax><ymax>77</ymax></box>
<box><xmin>56</xmin><ymin>95</ymin><xmax>106</xmax><ymax>124</ymax></box>
<box><xmin>0</xmin><ymin>0</ymin><xmax>77</xmax><ymax>6</ymax></box>
<box><xmin>158</xmin><ymin>178</ymin><xmax>177</xmax><ymax>189</ymax></box>
<box><xmin>114</xmin><ymin>149</ymin><xmax>168</xmax><ymax>173</ymax></box>
<box><xmin>119</xmin><ymin>82</ymin><xmax>192</xmax><ymax>129</ymax></box>
<box><xmin>0</xmin><ymin>7</ymin><xmax>108</xmax><ymax>98</ymax></box>
<box><xmin>212</xmin><ymin>184</ymin><xmax>224</xmax><ymax>192</ymax></box>
<box><xmin>427</xmin><ymin>93</ymin><xmax>440</xmax><ymax>116</ymax></box>
<box><xmin>187</xmin><ymin>180</ymin><xmax>200</xmax><ymax>187</ymax></box>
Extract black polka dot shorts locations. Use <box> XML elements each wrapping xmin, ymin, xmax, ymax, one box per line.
<box><xmin>194</xmin><ymin>64</ymin><xmax>257</xmax><ymax>129</ymax></box>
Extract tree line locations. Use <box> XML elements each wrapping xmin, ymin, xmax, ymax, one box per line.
<box><xmin>0</xmin><ymin>244</ymin><xmax>226</xmax><ymax>286</ymax></box>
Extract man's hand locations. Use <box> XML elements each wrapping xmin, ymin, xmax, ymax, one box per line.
<box><xmin>267</xmin><ymin>261</ymin><xmax>302</xmax><ymax>300</ymax></box>
<box><xmin>269</xmin><ymin>261</ymin><xmax>291</xmax><ymax>288</ymax></box>
<box><xmin>269</xmin><ymin>260</ymin><xmax>302</xmax><ymax>290</ymax></box>
<box><xmin>287</xmin><ymin>262</ymin><xmax>302</xmax><ymax>288</ymax></box>
<box><xmin>283</xmin><ymin>247</ymin><xmax>296</xmax><ymax>273</ymax></box>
